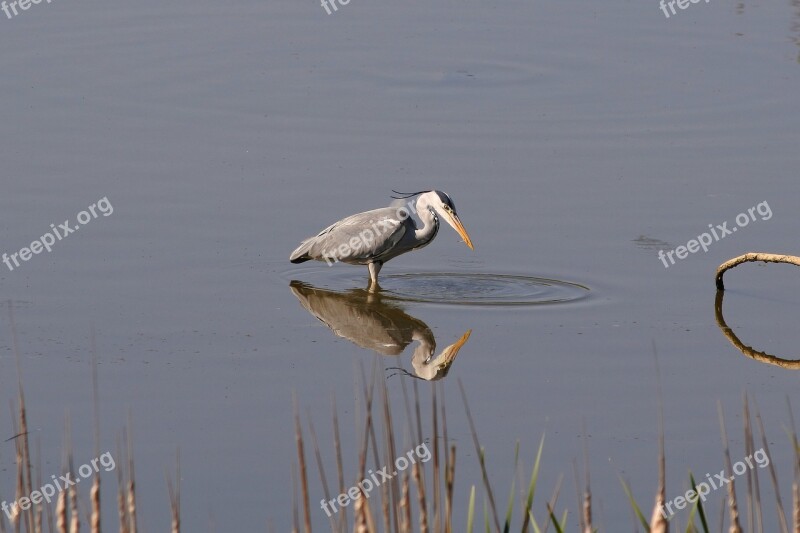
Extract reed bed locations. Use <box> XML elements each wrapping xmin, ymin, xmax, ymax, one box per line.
<box><xmin>0</xmin><ymin>383</ymin><xmax>156</xmax><ymax>533</ymax></box>
<box><xmin>1</xmin><ymin>348</ymin><xmax>797</xmax><ymax>531</ymax></box>
<box><xmin>1</xmin><ymin>309</ymin><xmax>180</xmax><ymax>533</ymax></box>
<box><xmin>292</xmin><ymin>363</ymin><xmax>800</xmax><ymax>533</ymax></box>
<box><xmin>1</xmin><ymin>371</ymin><xmax>797</xmax><ymax>533</ymax></box>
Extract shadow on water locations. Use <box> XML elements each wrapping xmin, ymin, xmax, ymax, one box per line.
<box><xmin>714</xmin><ymin>289</ymin><xmax>800</xmax><ymax>370</ymax></box>
<box><xmin>289</xmin><ymin>280</ymin><xmax>472</xmax><ymax>381</ymax></box>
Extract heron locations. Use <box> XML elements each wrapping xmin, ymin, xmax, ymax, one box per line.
<box><xmin>289</xmin><ymin>190</ymin><xmax>474</xmax><ymax>286</ymax></box>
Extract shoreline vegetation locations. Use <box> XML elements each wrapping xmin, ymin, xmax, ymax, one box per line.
<box><xmin>0</xmin><ymin>310</ymin><xmax>179</xmax><ymax>533</ymax></box>
<box><xmin>2</xmin><ymin>375</ymin><xmax>797</xmax><ymax>533</ymax></box>
<box><xmin>1</xmin><ymin>318</ymin><xmax>797</xmax><ymax>532</ymax></box>
<box><xmin>291</xmin><ymin>363</ymin><xmax>799</xmax><ymax>532</ymax></box>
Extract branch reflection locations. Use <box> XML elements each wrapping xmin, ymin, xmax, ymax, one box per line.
<box><xmin>714</xmin><ymin>289</ymin><xmax>800</xmax><ymax>370</ymax></box>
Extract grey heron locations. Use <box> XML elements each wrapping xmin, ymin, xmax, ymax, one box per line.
<box><xmin>289</xmin><ymin>190</ymin><xmax>474</xmax><ymax>286</ymax></box>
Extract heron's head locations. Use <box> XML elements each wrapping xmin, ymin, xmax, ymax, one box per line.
<box><xmin>419</xmin><ymin>190</ymin><xmax>475</xmax><ymax>250</ymax></box>
<box><xmin>391</xmin><ymin>189</ymin><xmax>475</xmax><ymax>249</ymax></box>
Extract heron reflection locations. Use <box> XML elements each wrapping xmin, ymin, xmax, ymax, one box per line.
<box><xmin>289</xmin><ymin>280</ymin><xmax>472</xmax><ymax>380</ymax></box>
<box><xmin>714</xmin><ymin>289</ymin><xmax>800</xmax><ymax>370</ymax></box>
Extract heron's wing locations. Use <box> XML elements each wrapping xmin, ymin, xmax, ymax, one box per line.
<box><xmin>304</xmin><ymin>207</ymin><xmax>409</xmax><ymax>263</ymax></box>
<box><xmin>291</xmin><ymin>218</ymin><xmax>357</xmax><ymax>262</ymax></box>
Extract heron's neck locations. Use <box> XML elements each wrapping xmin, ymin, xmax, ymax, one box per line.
<box><xmin>410</xmin><ymin>330</ymin><xmax>435</xmax><ymax>362</ymax></box>
<box><xmin>410</xmin><ymin>330</ymin><xmax>438</xmax><ymax>380</ymax></box>
<box><xmin>414</xmin><ymin>205</ymin><xmax>439</xmax><ymax>246</ymax></box>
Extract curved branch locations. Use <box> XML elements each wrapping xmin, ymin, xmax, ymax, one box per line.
<box><xmin>715</xmin><ymin>252</ymin><xmax>800</xmax><ymax>290</ymax></box>
<box><xmin>714</xmin><ymin>290</ymin><xmax>800</xmax><ymax>370</ymax></box>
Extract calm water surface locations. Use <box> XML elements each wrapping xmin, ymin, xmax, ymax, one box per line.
<box><xmin>1</xmin><ymin>0</ymin><xmax>799</xmax><ymax>530</ymax></box>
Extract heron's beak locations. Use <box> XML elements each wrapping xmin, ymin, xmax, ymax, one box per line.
<box><xmin>444</xmin><ymin>211</ymin><xmax>475</xmax><ymax>250</ymax></box>
<box><xmin>439</xmin><ymin>329</ymin><xmax>472</xmax><ymax>365</ymax></box>
<box><xmin>415</xmin><ymin>329</ymin><xmax>472</xmax><ymax>380</ymax></box>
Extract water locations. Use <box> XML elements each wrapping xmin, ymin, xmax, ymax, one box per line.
<box><xmin>290</xmin><ymin>272</ymin><xmax>590</xmax><ymax>306</ymax></box>
<box><xmin>1</xmin><ymin>0</ymin><xmax>799</xmax><ymax>530</ymax></box>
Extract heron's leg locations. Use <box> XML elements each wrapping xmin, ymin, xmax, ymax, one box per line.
<box><xmin>368</xmin><ymin>261</ymin><xmax>383</xmax><ymax>285</ymax></box>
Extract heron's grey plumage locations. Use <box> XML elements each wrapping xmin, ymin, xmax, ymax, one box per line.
<box><xmin>289</xmin><ymin>207</ymin><xmax>410</xmax><ymax>264</ymax></box>
<box><xmin>289</xmin><ymin>190</ymin><xmax>473</xmax><ymax>286</ymax></box>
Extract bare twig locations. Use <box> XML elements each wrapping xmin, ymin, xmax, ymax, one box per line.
<box><xmin>716</xmin><ymin>252</ymin><xmax>800</xmax><ymax>290</ymax></box>
<box><xmin>292</xmin><ymin>392</ymin><xmax>311</xmax><ymax>533</ymax></box>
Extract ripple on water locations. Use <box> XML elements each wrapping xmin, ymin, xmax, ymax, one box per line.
<box><xmin>377</xmin><ymin>273</ymin><xmax>590</xmax><ymax>307</ymax></box>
